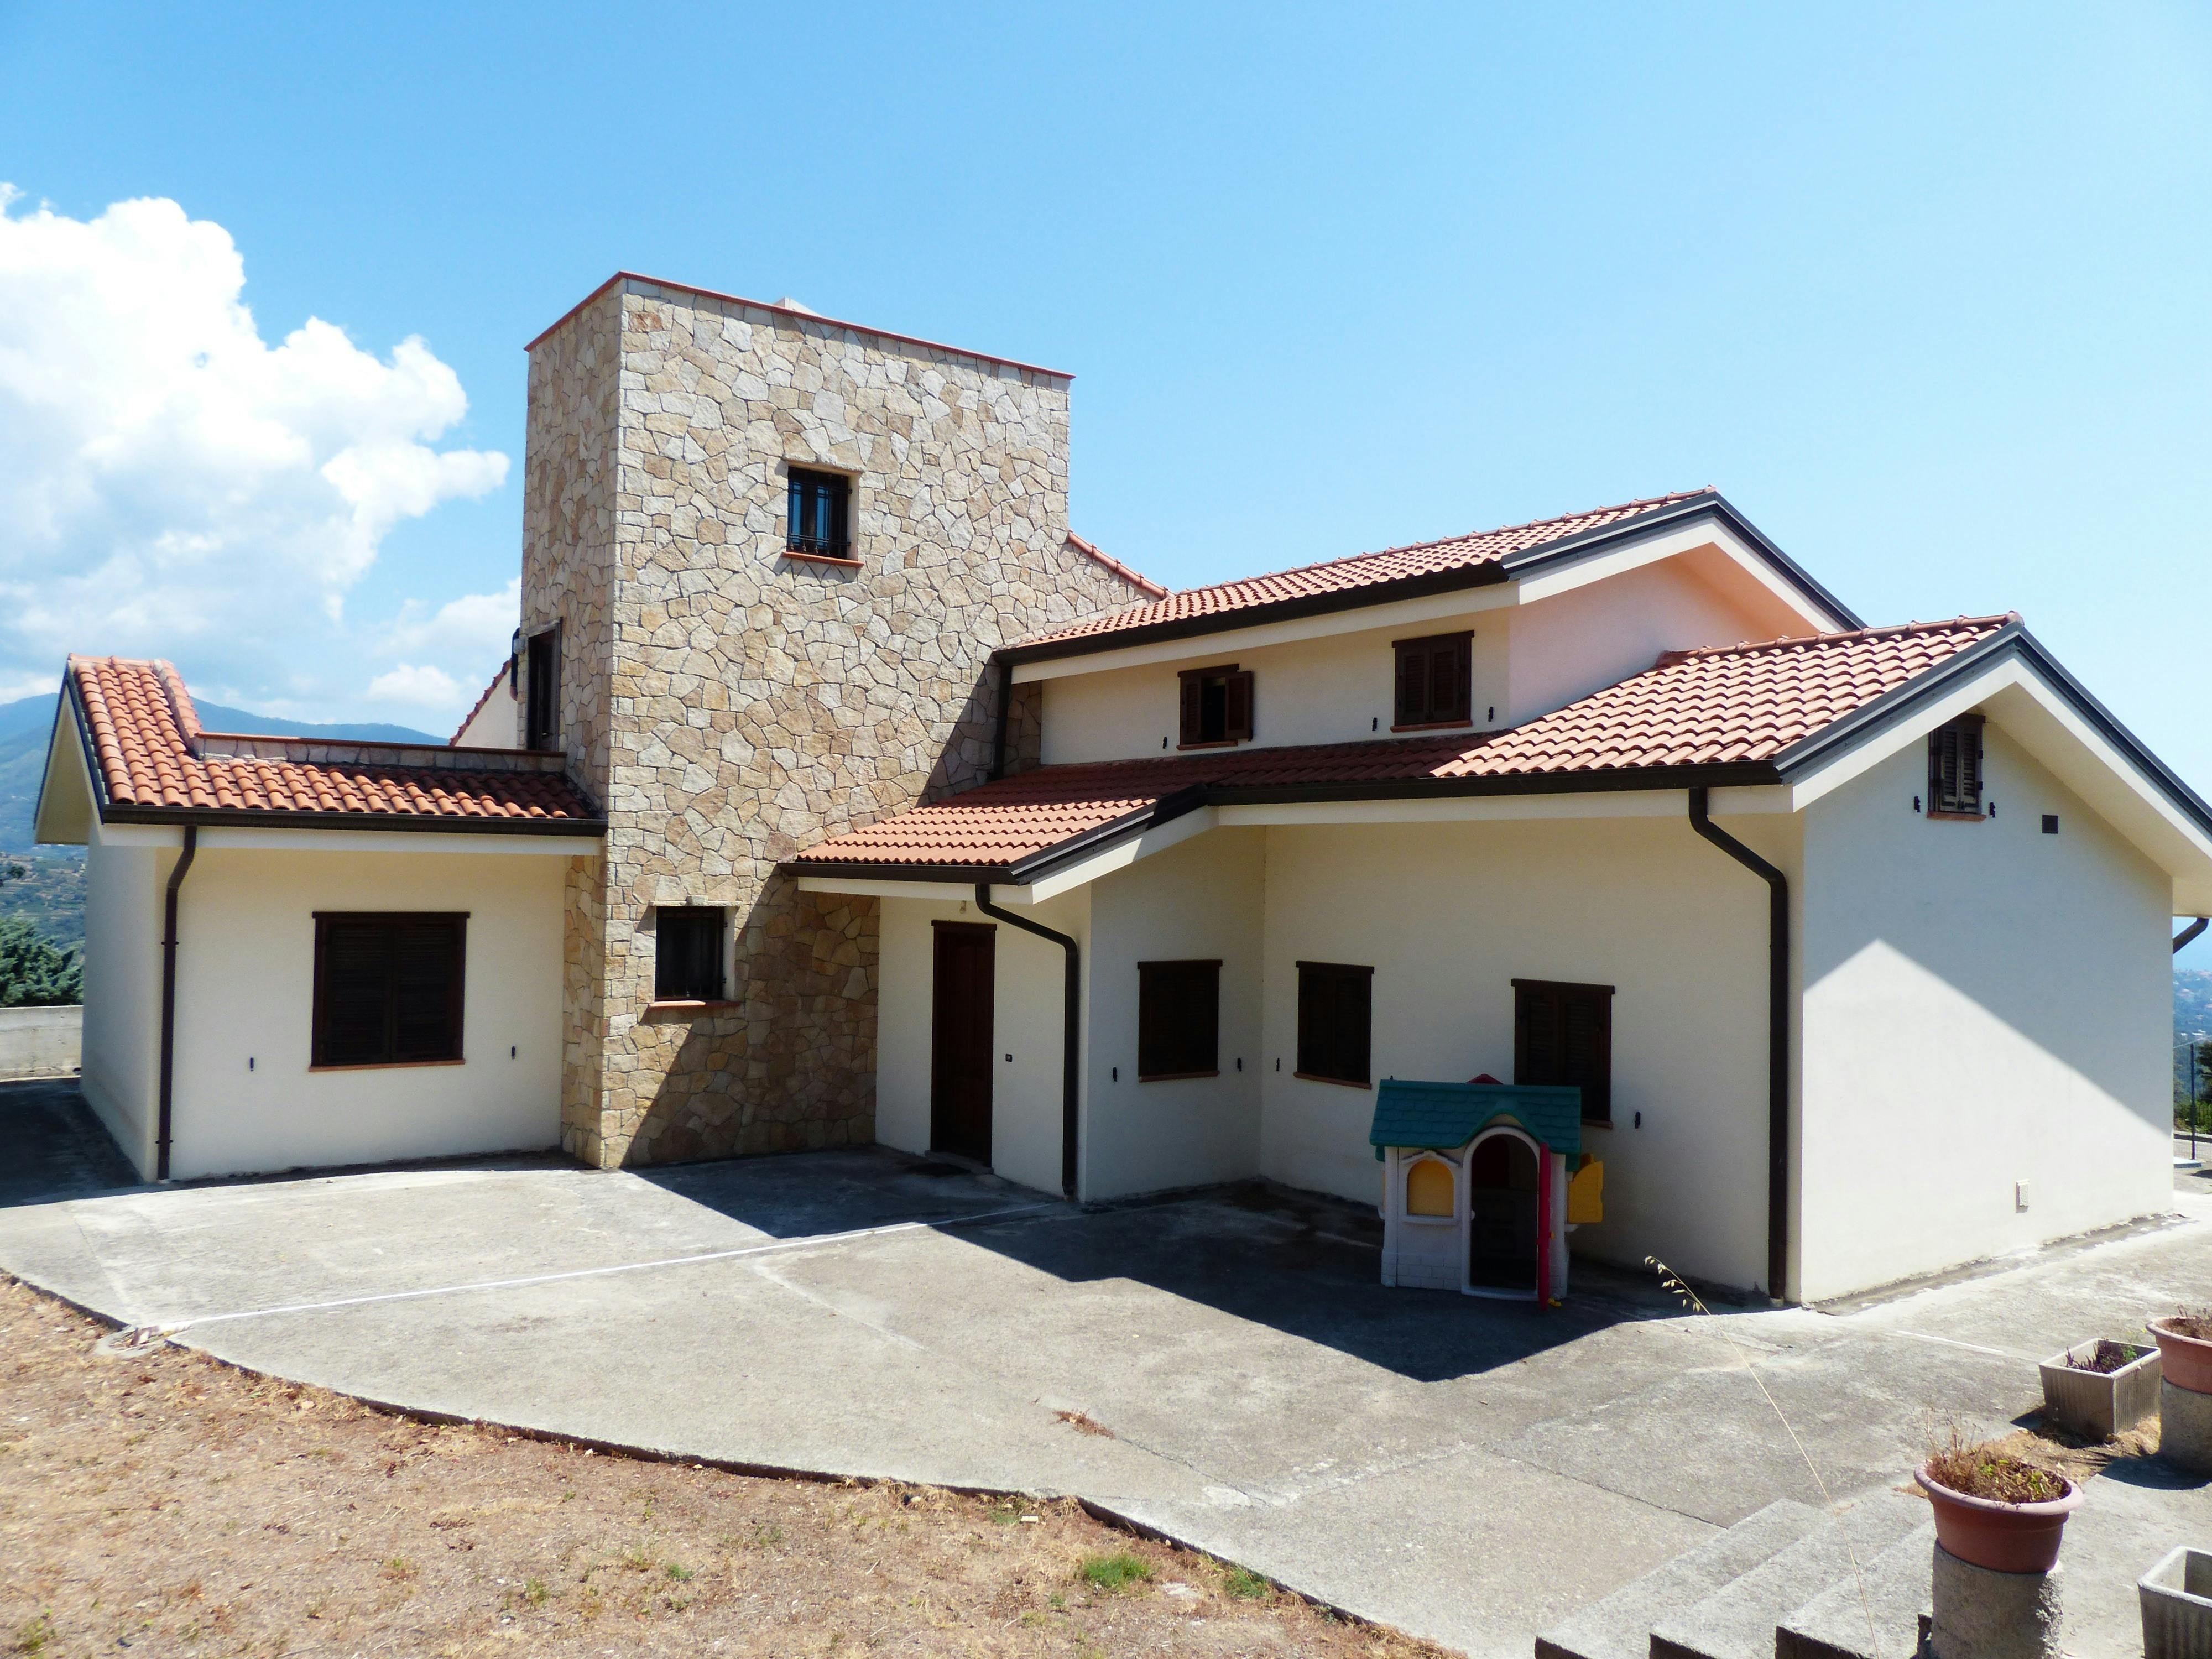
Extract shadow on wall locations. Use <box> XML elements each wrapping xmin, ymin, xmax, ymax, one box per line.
<box><xmin>624</xmin><ymin>876</ymin><xmax>879</xmax><ymax>1167</ymax></box>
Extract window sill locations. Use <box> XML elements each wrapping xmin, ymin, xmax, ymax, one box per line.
<box><xmin>1402</xmin><ymin>1213</ymin><xmax>1457</xmax><ymax>1227</ymax></box>
<box><xmin>310</xmin><ymin>1058</ymin><xmax>466</xmax><ymax>1073</ymax></box>
<box><xmin>1176</xmin><ymin>738</ymin><xmax>1245</xmax><ymax>752</ymax></box>
<box><xmin>1581</xmin><ymin>1117</ymin><xmax>1613</xmax><ymax>1129</ymax></box>
<box><xmin>783</xmin><ymin>548</ymin><xmax>863</xmax><ymax>569</ymax></box>
<box><xmin>1293</xmin><ymin>1071</ymin><xmax>1371</xmax><ymax>1089</ymax></box>
<box><xmin>1925</xmin><ymin>810</ymin><xmax>1987</xmax><ymax>821</ymax></box>
<box><xmin>645</xmin><ymin>999</ymin><xmax>743</xmax><ymax>1019</ymax></box>
<box><xmin>1138</xmin><ymin>1070</ymin><xmax>1219</xmax><ymax>1083</ymax></box>
<box><xmin>1390</xmin><ymin>718</ymin><xmax>1474</xmax><ymax>734</ymax></box>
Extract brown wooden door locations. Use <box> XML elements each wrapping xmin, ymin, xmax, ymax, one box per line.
<box><xmin>930</xmin><ymin>922</ymin><xmax>995</xmax><ymax>1164</ymax></box>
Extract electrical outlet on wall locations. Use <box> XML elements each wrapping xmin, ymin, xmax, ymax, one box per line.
<box><xmin>2015</xmin><ymin>1180</ymin><xmax>2031</xmax><ymax>1212</ymax></box>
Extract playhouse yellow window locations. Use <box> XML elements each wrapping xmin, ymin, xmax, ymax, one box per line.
<box><xmin>1406</xmin><ymin>1157</ymin><xmax>1454</xmax><ymax>1217</ymax></box>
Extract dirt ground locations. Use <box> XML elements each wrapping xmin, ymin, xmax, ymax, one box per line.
<box><xmin>0</xmin><ymin>1275</ymin><xmax>1450</xmax><ymax>1657</ymax></box>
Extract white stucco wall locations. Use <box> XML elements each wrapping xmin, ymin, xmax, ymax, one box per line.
<box><xmin>79</xmin><ymin>828</ymin><xmax>165</xmax><ymax>1177</ymax></box>
<box><xmin>1038</xmin><ymin>549</ymin><xmax>1801</xmax><ymax>767</ymax></box>
<box><xmin>453</xmin><ymin>675</ymin><xmax>519</xmax><ymax>749</ymax></box>
<box><xmin>1082</xmin><ymin>828</ymin><xmax>1266</xmax><ymax>1200</ymax></box>
<box><xmin>875</xmin><ymin>890</ymin><xmax>1089</xmax><ymax>1197</ymax></box>
<box><xmin>1798</xmin><ymin>722</ymin><xmax>2173</xmax><ymax>1301</ymax></box>
<box><xmin>1256</xmin><ymin>813</ymin><xmax>1791</xmax><ymax>1292</ymax></box>
<box><xmin>166</xmin><ymin>844</ymin><xmax>568</xmax><ymax>1180</ymax></box>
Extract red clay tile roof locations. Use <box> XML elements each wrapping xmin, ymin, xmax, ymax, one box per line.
<box><xmin>1018</xmin><ymin>491</ymin><xmax>1715</xmax><ymax>651</ymax></box>
<box><xmin>793</xmin><ymin>615</ymin><xmax>2013</xmax><ymax>873</ymax></box>
<box><xmin>65</xmin><ymin>656</ymin><xmax>601</xmax><ymax>829</ymax></box>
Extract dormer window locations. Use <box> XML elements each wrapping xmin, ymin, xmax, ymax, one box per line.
<box><xmin>787</xmin><ymin>468</ymin><xmax>851</xmax><ymax>560</ymax></box>
<box><xmin>1928</xmin><ymin>716</ymin><xmax>1985</xmax><ymax>818</ymax></box>
<box><xmin>1393</xmin><ymin>631</ymin><xmax>1472</xmax><ymax>729</ymax></box>
<box><xmin>1178</xmin><ymin>664</ymin><xmax>1254</xmax><ymax>748</ymax></box>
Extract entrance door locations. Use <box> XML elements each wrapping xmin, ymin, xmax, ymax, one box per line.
<box><xmin>930</xmin><ymin>922</ymin><xmax>995</xmax><ymax>1164</ymax></box>
<box><xmin>1468</xmin><ymin>1134</ymin><xmax>1540</xmax><ymax>1291</ymax></box>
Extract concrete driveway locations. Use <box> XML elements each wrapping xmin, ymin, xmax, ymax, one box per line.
<box><xmin>7</xmin><ymin>1078</ymin><xmax>2212</xmax><ymax>1658</ymax></box>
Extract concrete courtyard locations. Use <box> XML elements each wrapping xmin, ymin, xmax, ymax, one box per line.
<box><xmin>4</xmin><ymin>1078</ymin><xmax>2210</xmax><ymax>1658</ymax></box>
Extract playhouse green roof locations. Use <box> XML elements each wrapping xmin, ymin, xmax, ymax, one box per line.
<box><xmin>1369</xmin><ymin>1081</ymin><xmax>1583</xmax><ymax>1160</ymax></box>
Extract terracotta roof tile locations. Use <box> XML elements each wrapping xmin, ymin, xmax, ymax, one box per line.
<box><xmin>1018</xmin><ymin>491</ymin><xmax>1713</xmax><ymax>650</ymax></box>
<box><xmin>794</xmin><ymin>616</ymin><xmax>2011</xmax><ymax>872</ymax></box>
<box><xmin>66</xmin><ymin>656</ymin><xmax>601</xmax><ymax>828</ymax></box>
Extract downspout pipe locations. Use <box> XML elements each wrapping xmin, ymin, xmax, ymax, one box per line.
<box><xmin>2177</xmin><ymin>917</ymin><xmax>2209</xmax><ymax>954</ymax></box>
<box><xmin>156</xmin><ymin>823</ymin><xmax>199</xmax><ymax>1182</ymax></box>
<box><xmin>1687</xmin><ymin>788</ymin><xmax>1790</xmax><ymax>1303</ymax></box>
<box><xmin>988</xmin><ymin>655</ymin><xmax>1015</xmax><ymax>782</ymax></box>
<box><xmin>974</xmin><ymin>883</ymin><xmax>1080</xmax><ymax>1200</ymax></box>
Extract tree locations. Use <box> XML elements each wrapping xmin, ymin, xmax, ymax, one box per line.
<box><xmin>0</xmin><ymin>916</ymin><xmax>81</xmax><ymax>1008</ymax></box>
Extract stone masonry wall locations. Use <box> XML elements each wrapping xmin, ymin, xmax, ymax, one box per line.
<box><xmin>523</xmin><ymin>279</ymin><xmax>1150</xmax><ymax>1167</ymax></box>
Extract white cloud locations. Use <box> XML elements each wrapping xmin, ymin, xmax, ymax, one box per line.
<box><xmin>366</xmin><ymin>663</ymin><xmax>468</xmax><ymax>708</ymax></box>
<box><xmin>0</xmin><ymin>185</ymin><xmax>508</xmax><ymax>713</ymax></box>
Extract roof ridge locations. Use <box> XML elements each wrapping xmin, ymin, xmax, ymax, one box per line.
<box><xmin>1157</xmin><ymin>488</ymin><xmax>1713</xmax><ymax>602</ymax></box>
<box><xmin>1674</xmin><ymin>612</ymin><xmax>2017</xmax><ymax>663</ymax></box>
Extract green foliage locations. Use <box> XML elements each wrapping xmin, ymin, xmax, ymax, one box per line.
<box><xmin>0</xmin><ymin>914</ymin><xmax>79</xmax><ymax>1008</ymax></box>
<box><xmin>1077</xmin><ymin>1552</ymin><xmax>1154</xmax><ymax>1592</ymax></box>
<box><xmin>1222</xmin><ymin>1564</ymin><xmax>1271</xmax><ymax>1599</ymax></box>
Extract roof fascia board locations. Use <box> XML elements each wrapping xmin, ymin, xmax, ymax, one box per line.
<box><xmin>191</xmin><ymin>826</ymin><xmax>604</xmax><ymax>857</ymax></box>
<box><xmin>792</xmin><ymin>875</ymin><xmax>1039</xmax><ymax>904</ymax></box>
<box><xmin>96</xmin><ymin>805</ymin><xmax>609</xmax><ymax>839</ymax></box>
<box><xmin>1500</xmin><ymin>495</ymin><xmax>1864</xmax><ymax>631</ymax></box>
<box><xmin>1215</xmin><ymin>784</ymin><xmax>1790</xmax><ymax>828</ymax></box>
<box><xmin>1024</xmin><ymin>805</ymin><xmax>1220</xmax><ymax>902</ymax></box>
<box><xmin>1008</xmin><ymin>572</ymin><xmax>1519</xmax><ymax>683</ymax></box>
<box><xmin>1780</xmin><ymin>638</ymin><xmax>2212</xmax><ymax>880</ymax></box>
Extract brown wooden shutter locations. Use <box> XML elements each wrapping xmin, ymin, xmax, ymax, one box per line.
<box><xmin>1562</xmin><ymin>988</ymin><xmax>1610</xmax><ymax>1123</ymax></box>
<box><xmin>1443</xmin><ymin>635</ymin><xmax>1471</xmax><ymax>724</ymax></box>
<box><xmin>1179</xmin><ymin>674</ymin><xmax>1203</xmax><ymax>747</ymax></box>
<box><xmin>393</xmin><ymin>919</ymin><xmax>465</xmax><ymax>1062</ymax></box>
<box><xmin>1224</xmin><ymin>671</ymin><xmax>1254</xmax><ymax>742</ymax></box>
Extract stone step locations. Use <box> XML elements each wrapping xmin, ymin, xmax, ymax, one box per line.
<box><xmin>1648</xmin><ymin>1491</ymin><xmax>1928</xmax><ymax>1659</ymax></box>
<box><xmin>1535</xmin><ymin>1500</ymin><xmax>1827</xmax><ymax>1659</ymax></box>
<box><xmin>1775</xmin><ymin>1519</ymin><xmax>1936</xmax><ymax>1659</ymax></box>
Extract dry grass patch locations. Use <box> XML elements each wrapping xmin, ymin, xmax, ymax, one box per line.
<box><xmin>0</xmin><ymin>1273</ymin><xmax>1446</xmax><ymax>1656</ymax></box>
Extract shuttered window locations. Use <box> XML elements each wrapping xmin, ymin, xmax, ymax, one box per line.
<box><xmin>525</xmin><ymin>626</ymin><xmax>559</xmax><ymax>752</ymax></box>
<box><xmin>1137</xmin><ymin>959</ymin><xmax>1221</xmax><ymax>1079</ymax></box>
<box><xmin>655</xmin><ymin>907</ymin><xmax>727</xmax><ymax>1002</ymax></box>
<box><xmin>1928</xmin><ymin>716</ymin><xmax>1985</xmax><ymax>817</ymax></box>
<box><xmin>1178</xmin><ymin>664</ymin><xmax>1255</xmax><ymax>747</ymax></box>
<box><xmin>1392</xmin><ymin>632</ymin><xmax>1472</xmax><ymax>728</ymax></box>
<box><xmin>311</xmin><ymin>914</ymin><xmax>467</xmax><ymax>1068</ymax></box>
<box><xmin>1296</xmin><ymin>961</ymin><xmax>1373</xmax><ymax>1087</ymax></box>
<box><xmin>1512</xmin><ymin>978</ymin><xmax>1613</xmax><ymax>1124</ymax></box>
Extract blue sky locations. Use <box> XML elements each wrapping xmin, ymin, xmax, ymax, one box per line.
<box><xmin>4</xmin><ymin>2</ymin><xmax>2211</xmax><ymax>960</ymax></box>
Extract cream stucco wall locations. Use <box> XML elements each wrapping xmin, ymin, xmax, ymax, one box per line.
<box><xmin>1082</xmin><ymin>828</ymin><xmax>1266</xmax><ymax>1200</ymax></box>
<box><xmin>875</xmin><ymin>890</ymin><xmax>1089</xmax><ymax>1197</ymax></box>
<box><xmin>1798</xmin><ymin>721</ymin><xmax>2173</xmax><ymax>1301</ymax></box>
<box><xmin>166</xmin><ymin>844</ymin><xmax>568</xmax><ymax>1180</ymax></box>
<box><xmin>80</xmin><ymin>826</ymin><xmax>164</xmax><ymax>1177</ymax></box>
<box><xmin>1039</xmin><ymin>547</ymin><xmax>1801</xmax><ymax>768</ymax></box>
<box><xmin>1257</xmin><ymin>813</ymin><xmax>1792</xmax><ymax>1293</ymax></box>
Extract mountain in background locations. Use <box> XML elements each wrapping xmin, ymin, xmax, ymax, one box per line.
<box><xmin>0</xmin><ymin>692</ymin><xmax>439</xmax><ymax>854</ymax></box>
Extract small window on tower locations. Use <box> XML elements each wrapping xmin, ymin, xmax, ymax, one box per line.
<box><xmin>1178</xmin><ymin>664</ymin><xmax>1254</xmax><ymax>748</ymax></box>
<box><xmin>655</xmin><ymin>907</ymin><xmax>728</xmax><ymax>1003</ymax></box>
<box><xmin>1928</xmin><ymin>716</ymin><xmax>1986</xmax><ymax>818</ymax></box>
<box><xmin>786</xmin><ymin>468</ymin><xmax>852</xmax><ymax>560</ymax></box>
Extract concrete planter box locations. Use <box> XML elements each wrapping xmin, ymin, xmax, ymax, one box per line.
<box><xmin>2038</xmin><ymin>1338</ymin><xmax>2161</xmax><ymax>1438</ymax></box>
<box><xmin>2140</xmin><ymin>1546</ymin><xmax>2212</xmax><ymax>1659</ymax></box>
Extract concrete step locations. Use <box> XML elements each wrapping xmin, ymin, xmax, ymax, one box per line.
<box><xmin>1648</xmin><ymin>1491</ymin><xmax>1928</xmax><ymax>1659</ymax></box>
<box><xmin>1775</xmin><ymin>1519</ymin><xmax>1936</xmax><ymax>1659</ymax></box>
<box><xmin>1535</xmin><ymin>1500</ymin><xmax>1827</xmax><ymax>1659</ymax></box>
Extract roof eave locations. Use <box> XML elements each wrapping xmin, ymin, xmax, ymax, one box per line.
<box><xmin>95</xmin><ymin>805</ymin><xmax>609</xmax><ymax>838</ymax></box>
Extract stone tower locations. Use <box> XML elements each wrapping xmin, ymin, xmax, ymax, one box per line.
<box><xmin>520</xmin><ymin>275</ymin><xmax>1151</xmax><ymax>1166</ymax></box>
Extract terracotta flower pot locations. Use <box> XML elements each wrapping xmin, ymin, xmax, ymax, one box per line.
<box><xmin>1916</xmin><ymin>1463</ymin><xmax>2082</xmax><ymax>1574</ymax></box>
<box><xmin>2151</xmin><ymin>1318</ymin><xmax>2212</xmax><ymax>1395</ymax></box>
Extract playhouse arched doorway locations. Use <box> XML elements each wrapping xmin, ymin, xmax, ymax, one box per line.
<box><xmin>1467</xmin><ymin>1129</ymin><xmax>1541</xmax><ymax>1292</ymax></box>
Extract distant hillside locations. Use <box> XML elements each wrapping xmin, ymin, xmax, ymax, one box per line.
<box><xmin>2182</xmin><ymin>968</ymin><xmax>2212</xmax><ymax>1043</ymax></box>
<box><xmin>0</xmin><ymin>692</ymin><xmax>439</xmax><ymax>853</ymax></box>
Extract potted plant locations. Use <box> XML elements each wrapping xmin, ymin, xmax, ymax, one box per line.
<box><xmin>2151</xmin><ymin>1309</ymin><xmax>2212</xmax><ymax>1395</ymax></box>
<box><xmin>2039</xmin><ymin>1336</ymin><xmax>2161</xmax><ymax>1438</ymax></box>
<box><xmin>1916</xmin><ymin>1433</ymin><xmax>2083</xmax><ymax>1574</ymax></box>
